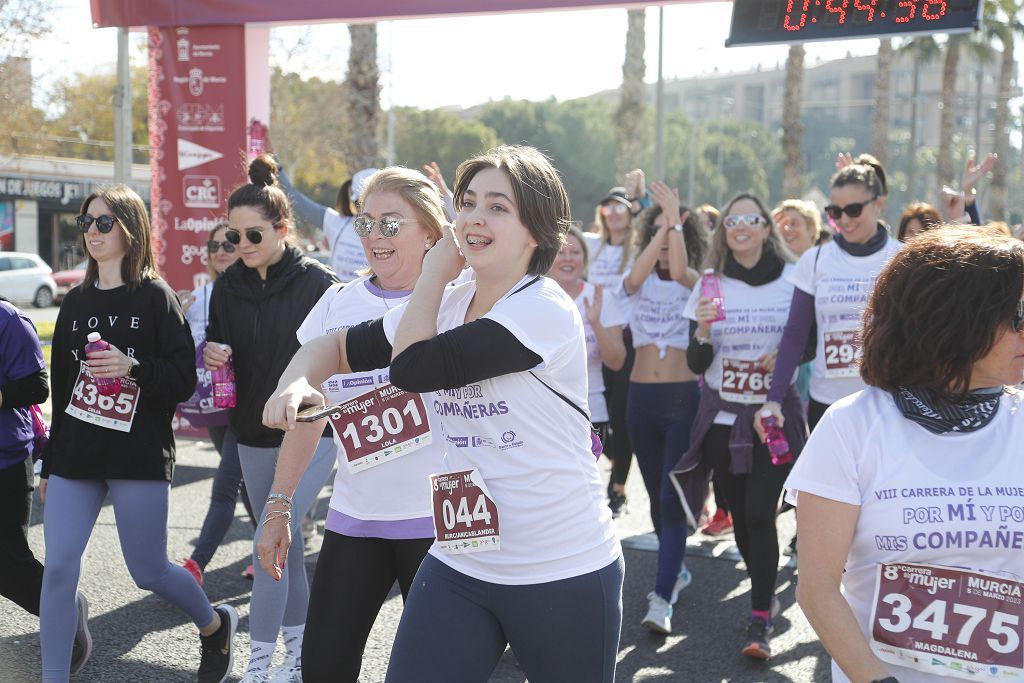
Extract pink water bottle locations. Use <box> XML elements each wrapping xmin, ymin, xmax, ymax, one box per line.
<box><xmin>212</xmin><ymin>352</ymin><xmax>237</xmax><ymax>409</ymax></box>
<box><xmin>248</xmin><ymin>119</ymin><xmax>266</xmax><ymax>160</ymax></box>
<box><xmin>700</xmin><ymin>269</ymin><xmax>726</xmax><ymax>322</ymax></box>
<box><xmin>759</xmin><ymin>409</ymin><xmax>793</xmax><ymax>466</ymax></box>
<box><xmin>85</xmin><ymin>332</ymin><xmax>122</xmax><ymax>396</ymax></box>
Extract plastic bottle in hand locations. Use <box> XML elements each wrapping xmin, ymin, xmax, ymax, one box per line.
<box><xmin>85</xmin><ymin>332</ymin><xmax>122</xmax><ymax>396</ymax></box>
<box><xmin>211</xmin><ymin>348</ymin><xmax>237</xmax><ymax>409</ymax></box>
<box><xmin>759</xmin><ymin>409</ymin><xmax>793</xmax><ymax>466</ymax></box>
<box><xmin>700</xmin><ymin>269</ymin><xmax>726</xmax><ymax>322</ymax></box>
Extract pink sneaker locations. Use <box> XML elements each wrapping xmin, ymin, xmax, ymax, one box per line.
<box><xmin>701</xmin><ymin>509</ymin><xmax>734</xmax><ymax>537</ymax></box>
<box><xmin>181</xmin><ymin>558</ymin><xmax>203</xmax><ymax>586</ymax></box>
<box><xmin>241</xmin><ymin>563</ymin><xmax>254</xmax><ymax>580</ymax></box>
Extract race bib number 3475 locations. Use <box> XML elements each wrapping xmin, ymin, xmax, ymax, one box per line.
<box><xmin>870</xmin><ymin>562</ymin><xmax>1023</xmax><ymax>680</ymax></box>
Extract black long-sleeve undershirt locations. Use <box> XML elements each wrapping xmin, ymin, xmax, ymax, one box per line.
<box><xmin>1</xmin><ymin>368</ymin><xmax>48</xmax><ymax>408</ymax></box>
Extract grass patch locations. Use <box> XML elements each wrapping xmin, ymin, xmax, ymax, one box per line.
<box><xmin>36</xmin><ymin>320</ymin><xmax>54</xmax><ymax>370</ymax></box>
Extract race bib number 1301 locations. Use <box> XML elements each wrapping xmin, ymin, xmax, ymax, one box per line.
<box><xmin>328</xmin><ymin>383</ymin><xmax>431</xmax><ymax>474</ymax></box>
<box><xmin>870</xmin><ymin>562</ymin><xmax>1023</xmax><ymax>680</ymax></box>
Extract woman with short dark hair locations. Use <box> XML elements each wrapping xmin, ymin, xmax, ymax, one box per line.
<box><xmin>788</xmin><ymin>225</ymin><xmax>1024</xmax><ymax>683</ymax></box>
<box><xmin>896</xmin><ymin>202</ymin><xmax>942</xmax><ymax>242</ymax></box>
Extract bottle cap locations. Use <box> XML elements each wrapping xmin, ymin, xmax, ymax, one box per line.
<box><xmin>703</xmin><ymin>268</ymin><xmax>714</xmax><ymax>275</ymax></box>
<box><xmin>87</xmin><ymin>332</ymin><xmax>101</xmax><ymax>343</ymax></box>
<box><xmin>759</xmin><ymin>409</ymin><xmax>772</xmax><ymax>418</ymax></box>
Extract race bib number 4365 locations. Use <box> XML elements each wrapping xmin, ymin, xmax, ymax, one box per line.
<box><xmin>65</xmin><ymin>362</ymin><xmax>140</xmax><ymax>432</ymax></box>
<box><xmin>870</xmin><ymin>562</ymin><xmax>1023</xmax><ymax>680</ymax></box>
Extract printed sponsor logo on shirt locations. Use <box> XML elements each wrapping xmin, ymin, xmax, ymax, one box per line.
<box><xmin>446</xmin><ymin>435</ymin><xmax>469</xmax><ymax>448</ymax></box>
<box><xmin>472</xmin><ymin>436</ymin><xmax>495</xmax><ymax>448</ymax></box>
<box><xmin>342</xmin><ymin>377</ymin><xmax>374</xmax><ymax>388</ymax></box>
<box><xmin>498</xmin><ymin>430</ymin><xmax>523</xmax><ymax>451</ymax></box>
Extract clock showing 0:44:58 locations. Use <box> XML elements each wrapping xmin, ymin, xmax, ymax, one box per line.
<box><xmin>726</xmin><ymin>0</ymin><xmax>983</xmax><ymax>46</ymax></box>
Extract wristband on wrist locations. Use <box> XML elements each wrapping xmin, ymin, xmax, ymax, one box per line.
<box><xmin>267</xmin><ymin>492</ymin><xmax>292</xmax><ymax>507</ymax></box>
<box><xmin>694</xmin><ymin>333</ymin><xmax>712</xmax><ymax>346</ymax></box>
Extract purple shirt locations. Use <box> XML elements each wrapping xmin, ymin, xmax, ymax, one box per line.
<box><xmin>0</xmin><ymin>301</ymin><xmax>45</xmax><ymax>469</ymax></box>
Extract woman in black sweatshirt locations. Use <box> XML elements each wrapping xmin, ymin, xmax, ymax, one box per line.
<box><xmin>39</xmin><ymin>185</ymin><xmax>237</xmax><ymax>683</ymax></box>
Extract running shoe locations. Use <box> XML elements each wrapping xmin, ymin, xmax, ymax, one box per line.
<box><xmin>701</xmin><ymin>508</ymin><xmax>733</xmax><ymax>536</ymax></box>
<box><xmin>267</xmin><ymin>654</ymin><xmax>302</xmax><ymax>682</ymax></box>
<box><xmin>741</xmin><ymin>617</ymin><xmax>773</xmax><ymax>660</ymax></box>
<box><xmin>608</xmin><ymin>490</ymin><xmax>628</xmax><ymax>518</ymax></box>
<box><xmin>670</xmin><ymin>562</ymin><xmax>693</xmax><ymax>604</ymax></box>
<box><xmin>198</xmin><ymin>604</ymin><xmax>238</xmax><ymax>683</ymax></box>
<box><xmin>182</xmin><ymin>558</ymin><xmax>203</xmax><ymax>586</ymax></box>
<box><xmin>70</xmin><ymin>592</ymin><xmax>93</xmax><ymax>675</ymax></box>
<box><xmin>241</xmin><ymin>563</ymin><xmax>255</xmax><ymax>580</ymax></box>
<box><xmin>641</xmin><ymin>592</ymin><xmax>673</xmax><ymax>634</ymax></box>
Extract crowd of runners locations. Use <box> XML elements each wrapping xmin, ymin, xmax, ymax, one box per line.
<box><xmin>1</xmin><ymin>139</ymin><xmax>1020</xmax><ymax>683</ymax></box>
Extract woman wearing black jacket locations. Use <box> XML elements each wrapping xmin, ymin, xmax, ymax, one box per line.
<box><xmin>204</xmin><ymin>155</ymin><xmax>338</xmax><ymax>682</ymax></box>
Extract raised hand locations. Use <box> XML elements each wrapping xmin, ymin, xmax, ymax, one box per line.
<box><xmin>422</xmin><ymin>162</ymin><xmax>451</xmax><ymax>197</ymax></box>
<box><xmin>649</xmin><ymin>181</ymin><xmax>681</xmax><ymax>222</ymax></box>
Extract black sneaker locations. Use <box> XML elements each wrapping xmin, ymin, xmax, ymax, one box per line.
<box><xmin>198</xmin><ymin>604</ymin><xmax>237</xmax><ymax>683</ymax></box>
<box><xmin>742</xmin><ymin>617</ymin><xmax>772</xmax><ymax>660</ymax></box>
<box><xmin>70</xmin><ymin>592</ymin><xmax>93</xmax><ymax>675</ymax></box>
<box><xmin>608</xmin><ymin>490</ymin><xmax>628</xmax><ymax>518</ymax></box>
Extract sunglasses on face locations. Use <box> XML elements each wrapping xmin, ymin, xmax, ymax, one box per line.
<box><xmin>207</xmin><ymin>239</ymin><xmax>236</xmax><ymax>253</ymax></box>
<box><xmin>1013</xmin><ymin>300</ymin><xmax>1024</xmax><ymax>334</ymax></box>
<box><xmin>723</xmin><ymin>214</ymin><xmax>767</xmax><ymax>230</ymax></box>
<box><xmin>600</xmin><ymin>203</ymin><xmax>629</xmax><ymax>216</ymax></box>
<box><xmin>353</xmin><ymin>214</ymin><xmax>414</xmax><ymax>239</ymax></box>
<box><xmin>824</xmin><ymin>197</ymin><xmax>878</xmax><ymax>220</ymax></box>
<box><xmin>77</xmin><ymin>214</ymin><xmax>117</xmax><ymax>234</ymax></box>
<box><xmin>225</xmin><ymin>228</ymin><xmax>264</xmax><ymax>245</ymax></box>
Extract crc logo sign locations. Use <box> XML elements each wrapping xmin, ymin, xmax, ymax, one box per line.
<box><xmin>183</xmin><ymin>175</ymin><xmax>221</xmax><ymax>209</ymax></box>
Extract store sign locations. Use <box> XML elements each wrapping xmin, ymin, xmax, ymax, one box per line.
<box><xmin>0</xmin><ymin>177</ymin><xmax>90</xmax><ymax>206</ymax></box>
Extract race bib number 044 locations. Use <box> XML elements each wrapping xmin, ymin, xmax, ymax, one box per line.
<box><xmin>823</xmin><ymin>329</ymin><xmax>862</xmax><ymax>378</ymax></box>
<box><xmin>329</xmin><ymin>383</ymin><xmax>431</xmax><ymax>474</ymax></box>
<box><xmin>870</xmin><ymin>562</ymin><xmax>1023</xmax><ymax>680</ymax></box>
<box><xmin>430</xmin><ymin>469</ymin><xmax>500</xmax><ymax>555</ymax></box>
<box><xmin>65</xmin><ymin>362</ymin><xmax>140</xmax><ymax>432</ymax></box>
<box><xmin>720</xmin><ymin>357</ymin><xmax>772</xmax><ymax>404</ymax></box>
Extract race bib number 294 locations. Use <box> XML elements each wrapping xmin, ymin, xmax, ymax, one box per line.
<box><xmin>870</xmin><ymin>562</ymin><xmax>1023</xmax><ymax>680</ymax></box>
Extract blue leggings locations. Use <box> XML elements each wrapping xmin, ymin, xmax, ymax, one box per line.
<box><xmin>40</xmin><ymin>476</ymin><xmax>215</xmax><ymax>682</ymax></box>
<box><xmin>627</xmin><ymin>381</ymin><xmax>700</xmax><ymax>601</ymax></box>
<box><xmin>385</xmin><ymin>554</ymin><xmax>624</xmax><ymax>683</ymax></box>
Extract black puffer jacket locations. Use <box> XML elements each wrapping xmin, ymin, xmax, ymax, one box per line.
<box><xmin>206</xmin><ymin>245</ymin><xmax>339</xmax><ymax>447</ymax></box>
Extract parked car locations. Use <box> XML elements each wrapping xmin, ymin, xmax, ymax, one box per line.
<box><xmin>0</xmin><ymin>252</ymin><xmax>58</xmax><ymax>308</ymax></box>
<box><xmin>52</xmin><ymin>259</ymin><xmax>86</xmax><ymax>303</ymax></box>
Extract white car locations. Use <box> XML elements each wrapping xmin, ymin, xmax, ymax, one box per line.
<box><xmin>0</xmin><ymin>252</ymin><xmax>58</xmax><ymax>307</ymax></box>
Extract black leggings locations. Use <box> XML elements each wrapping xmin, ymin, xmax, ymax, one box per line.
<box><xmin>602</xmin><ymin>334</ymin><xmax>635</xmax><ymax>489</ymax></box>
<box><xmin>704</xmin><ymin>424</ymin><xmax>793</xmax><ymax>612</ymax></box>
<box><xmin>301</xmin><ymin>530</ymin><xmax>432</xmax><ymax>683</ymax></box>
<box><xmin>808</xmin><ymin>398</ymin><xmax>829</xmax><ymax>432</ymax></box>
<box><xmin>0</xmin><ymin>455</ymin><xmax>43</xmax><ymax>616</ymax></box>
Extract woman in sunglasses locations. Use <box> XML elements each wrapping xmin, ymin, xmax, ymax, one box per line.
<box><xmin>253</xmin><ymin>167</ymin><xmax>447</xmax><ymax>683</ymax></box>
<box><xmin>787</xmin><ymin>225</ymin><xmax>1024</xmax><ymax>683</ymax></box>
<box><xmin>582</xmin><ymin>180</ymin><xmax>641</xmax><ymax>516</ymax></box>
<box><xmin>672</xmin><ymin>194</ymin><xmax>802</xmax><ymax>659</ymax></box>
<box><xmin>39</xmin><ymin>185</ymin><xmax>238</xmax><ymax>682</ymax></box>
<box><xmin>264</xmin><ymin>145</ymin><xmax>624</xmax><ymax>683</ymax></box>
<box><xmin>759</xmin><ymin>158</ymin><xmax>901</xmax><ymax>438</ymax></box>
<box><xmin>178</xmin><ymin>223</ymin><xmax>257</xmax><ymax>585</ymax></box>
<box><xmin>203</xmin><ymin>155</ymin><xmax>339</xmax><ymax>682</ymax></box>
<box><xmin>622</xmin><ymin>181</ymin><xmax>706</xmax><ymax>635</ymax></box>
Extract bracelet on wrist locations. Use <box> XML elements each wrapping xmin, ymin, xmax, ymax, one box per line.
<box><xmin>267</xmin><ymin>492</ymin><xmax>293</xmax><ymax>508</ymax></box>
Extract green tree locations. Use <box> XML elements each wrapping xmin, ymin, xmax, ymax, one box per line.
<box><xmin>987</xmin><ymin>0</ymin><xmax>1023</xmax><ymax>220</ymax></box>
<box><xmin>615</xmin><ymin>8</ymin><xmax>646</xmax><ymax>177</ymax></box>
<box><xmin>391</xmin><ymin>107</ymin><xmax>499</xmax><ymax>178</ymax></box>
<box><xmin>345</xmin><ymin>23</ymin><xmax>381</xmax><ymax>170</ymax></box>
<box><xmin>781</xmin><ymin>44</ymin><xmax>806</xmax><ymax>199</ymax></box>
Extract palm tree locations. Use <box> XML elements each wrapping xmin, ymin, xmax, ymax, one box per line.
<box><xmin>345</xmin><ymin>23</ymin><xmax>381</xmax><ymax>170</ymax></box>
<box><xmin>781</xmin><ymin>44</ymin><xmax>805</xmax><ymax>199</ymax></box>
<box><xmin>615</xmin><ymin>8</ymin><xmax>646</xmax><ymax>177</ymax></box>
<box><xmin>871</xmin><ymin>39</ymin><xmax>893</xmax><ymax>165</ymax></box>
<box><xmin>899</xmin><ymin>36</ymin><xmax>940</xmax><ymax>202</ymax></box>
<box><xmin>988</xmin><ymin>0</ymin><xmax>1023</xmax><ymax>220</ymax></box>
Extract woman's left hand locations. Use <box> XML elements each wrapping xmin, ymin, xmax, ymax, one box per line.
<box><xmin>584</xmin><ymin>285</ymin><xmax>605</xmax><ymax>329</ymax></box>
<box><xmin>649</xmin><ymin>181</ymin><xmax>681</xmax><ymax>221</ymax></box>
<box><xmin>422</xmin><ymin>224</ymin><xmax>466</xmax><ymax>284</ymax></box>
<box><xmin>759</xmin><ymin>349</ymin><xmax>778</xmax><ymax>373</ymax></box>
<box><xmin>86</xmin><ymin>343</ymin><xmax>134</xmax><ymax>379</ymax></box>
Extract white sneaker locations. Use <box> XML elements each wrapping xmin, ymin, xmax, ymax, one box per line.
<box><xmin>268</xmin><ymin>655</ymin><xmax>302</xmax><ymax>683</ymax></box>
<box><xmin>670</xmin><ymin>562</ymin><xmax>692</xmax><ymax>604</ymax></box>
<box><xmin>239</xmin><ymin>672</ymin><xmax>270</xmax><ymax>683</ymax></box>
<box><xmin>641</xmin><ymin>591</ymin><xmax>672</xmax><ymax>634</ymax></box>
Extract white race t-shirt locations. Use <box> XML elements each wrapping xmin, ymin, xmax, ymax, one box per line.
<box><xmin>185</xmin><ymin>282</ymin><xmax>213</xmax><ymax>348</ymax></box>
<box><xmin>382</xmin><ymin>275</ymin><xmax>621</xmax><ymax>584</ymax></box>
<box><xmin>684</xmin><ymin>268</ymin><xmax>796</xmax><ymax>423</ymax></box>
<box><xmin>323</xmin><ymin>209</ymin><xmax>368</xmax><ymax>283</ymax></box>
<box><xmin>296</xmin><ymin>277</ymin><xmax>444</xmax><ymax>523</ymax></box>
<box><xmin>583</xmin><ymin>232</ymin><xmax>633</xmax><ymax>319</ymax></box>
<box><xmin>573</xmin><ymin>281</ymin><xmax>627</xmax><ymax>423</ymax></box>
<box><xmin>788</xmin><ymin>238</ymin><xmax>901</xmax><ymax>405</ymax></box>
<box><xmin>627</xmin><ymin>271</ymin><xmax>692</xmax><ymax>358</ymax></box>
<box><xmin>786</xmin><ymin>388</ymin><xmax>1024</xmax><ymax>683</ymax></box>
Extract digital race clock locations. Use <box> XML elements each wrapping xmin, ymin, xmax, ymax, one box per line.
<box><xmin>726</xmin><ymin>0</ymin><xmax>983</xmax><ymax>46</ymax></box>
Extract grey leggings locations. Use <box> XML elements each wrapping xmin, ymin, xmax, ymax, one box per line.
<box><xmin>238</xmin><ymin>438</ymin><xmax>334</xmax><ymax>644</ymax></box>
<box><xmin>40</xmin><ymin>476</ymin><xmax>215</xmax><ymax>682</ymax></box>
<box><xmin>385</xmin><ymin>554</ymin><xmax>625</xmax><ymax>683</ymax></box>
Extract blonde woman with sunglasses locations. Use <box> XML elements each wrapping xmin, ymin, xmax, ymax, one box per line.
<box><xmin>203</xmin><ymin>155</ymin><xmax>339</xmax><ymax>682</ymax></box>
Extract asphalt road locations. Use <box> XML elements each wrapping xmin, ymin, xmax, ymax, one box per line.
<box><xmin>0</xmin><ymin>437</ymin><xmax>830</xmax><ymax>682</ymax></box>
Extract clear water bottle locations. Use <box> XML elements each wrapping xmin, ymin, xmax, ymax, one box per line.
<box><xmin>759</xmin><ymin>409</ymin><xmax>793</xmax><ymax>466</ymax></box>
<box><xmin>212</xmin><ymin>350</ymin><xmax>237</xmax><ymax>409</ymax></box>
<box><xmin>700</xmin><ymin>269</ymin><xmax>726</xmax><ymax>322</ymax></box>
<box><xmin>85</xmin><ymin>332</ymin><xmax>122</xmax><ymax>396</ymax></box>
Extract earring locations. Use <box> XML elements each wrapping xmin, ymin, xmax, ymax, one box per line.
<box><xmin>425</xmin><ymin>242</ymin><xmax>432</xmax><ymax>250</ymax></box>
